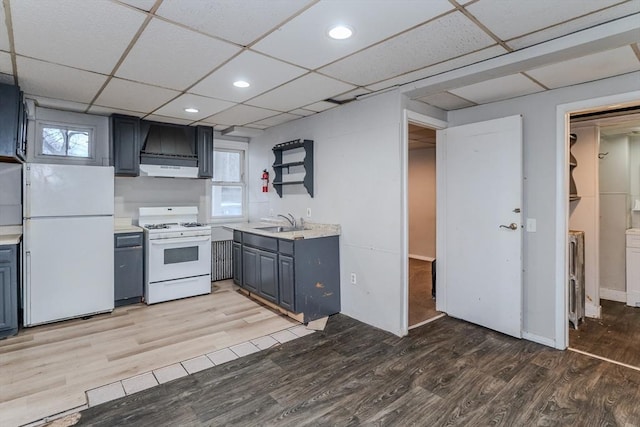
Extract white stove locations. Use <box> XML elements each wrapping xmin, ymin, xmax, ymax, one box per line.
<box><xmin>139</xmin><ymin>207</ymin><xmax>211</xmax><ymax>304</ymax></box>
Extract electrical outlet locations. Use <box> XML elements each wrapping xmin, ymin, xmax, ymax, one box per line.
<box><xmin>307</xmin><ymin>207</ymin><xmax>311</xmax><ymax>217</ymax></box>
<box><xmin>350</xmin><ymin>273</ymin><xmax>357</xmax><ymax>285</ymax></box>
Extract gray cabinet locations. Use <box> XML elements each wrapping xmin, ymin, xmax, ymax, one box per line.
<box><xmin>111</xmin><ymin>115</ymin><xmax>141</xmax><ymax>176</ymax></box>
<box><xmin>272</xmin><ymin>139</ymin><xmax>314</xmax><ymax>198</ymax></box>
<box><xmin>114</xmin><ymin>233</ymin><xmax>143</xmax><ymax>306</ymax></box>
<box><xmin>197</xmin><ymin>125</ymin><xmax>214</xmax><ymax>178</ymax></box>
<box><xmin>0</xmin><ymin>244</ymin><xmax>18</xmax><ymax>338</ymax></box>
<box><xmin>233</xmin><ymin>231</ymin><xmax>340</xmax><ymax>322</ymax></box>
<box><xmin>0</xmin><ymin>83</ymin><xmax>27</xmax><ymax>163</ymax></box>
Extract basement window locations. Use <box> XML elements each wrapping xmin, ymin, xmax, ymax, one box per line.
<box><xmin>37</xmin><ymin>122</ymin><xmax>94</xmax><ymax>159</ymax></box>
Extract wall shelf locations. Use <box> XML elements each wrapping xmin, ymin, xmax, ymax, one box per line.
<box><xmin>272</xmin><ymin>139</ymin><xmax>313</xmax><ymax>198</ymax></box>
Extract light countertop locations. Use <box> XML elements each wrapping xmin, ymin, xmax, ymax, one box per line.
<box><xmin>226</xmin><ymin>221</ymin><xmax>340</xmax><ymax>240</ymax></box>
<box><xmin>114</xmin><ymin>217</ymin><xmax>143</xmax><ymax>234</ymax></box>
<box><xmin>626</xmin><ymin>228</ymin><xmax>640</xmax><ymax>235</ymax></box>
<box><xmin>0</xmin><ymin>225</ymin><xmax>22</xmax><ymax>245</ymax></box>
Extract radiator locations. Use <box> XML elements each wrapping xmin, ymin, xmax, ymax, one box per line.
<box><xmin>211</xmin><ymin>240</ymin><xmax>233</xmax><ymax>281</ymax></box>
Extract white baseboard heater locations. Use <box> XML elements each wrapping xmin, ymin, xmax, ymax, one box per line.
<box><xmin>212</xmin><ymin>240</ymin><xmax>233</xmax><ymax>281</ymax></box>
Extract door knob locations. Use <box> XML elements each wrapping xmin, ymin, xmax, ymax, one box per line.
<box><xmin>499</xmin><ymin>223</ymin><xmax>518</xmax><ymax>230</ymax></box>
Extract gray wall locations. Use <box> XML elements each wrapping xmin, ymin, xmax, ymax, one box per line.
<box><xmin>248</xmin><ymin>90</ymin><xmax>415</xmax><ymax>335</ymax></box>
<box><xmin>0</xmin><ymin>163</ymin><xmax>22</xmax><ymax>225</ymax></box>
<box><xmin>446</xmin><ymin>71</ymin><xmax>640</xmax><ymax>342</ymax></box>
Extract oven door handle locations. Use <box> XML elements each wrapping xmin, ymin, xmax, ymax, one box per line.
<box><xmin>150</xmin><ymin>237</ymin><xmax>211</xmax><ymax>245</ymax></box>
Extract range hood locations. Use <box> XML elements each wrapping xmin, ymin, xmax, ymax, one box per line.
<box><xmin>139</xmin><ymin>164</ymin><xmax>198</xmax><ymax>178</ymax></box>
<box><xmin>139</xmin><ymin>121</ymin><xmax>198</xmax><ymax>178</ymax></box>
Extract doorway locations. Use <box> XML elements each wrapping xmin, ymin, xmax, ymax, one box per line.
<box><xmin>567</xmin><ymin>108</ymin><xmax>640</xmax><ymax>369</ymax></box>
<box><xmin>407</xmin><ymin>123</ymin><xmax>439</xmax><ymax>328</ymax></box>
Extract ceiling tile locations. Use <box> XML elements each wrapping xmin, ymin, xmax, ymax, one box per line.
<box><xmin>16</xmin><ymin>57</ymin><xmax>107</xmax><ymax>104</ymax></box>
<box><xmin>330</xmin><ymin>88</ymin><xmax>372</xmax><ymax>102</ymax></box>
<box><xmin>246</xmin><ymin>73</ymin><xmax>355</xmax><ymax>112</ymax></box>
<box><xmin>153</xmin><ymin>93</ymin><xmax>236</xmax><ymax>121</ymax></box>
<box><xmin>156</xmin><ymin>0</ymin><xmax>314</xmax><ymax>46</ymax></box>
<box><xmin>118</xmin><ymin>0</ymin><xmax>157</xmax><ymax>12</ymax></box>
<box><xmin>144</xmin><ymin>114</ymin><xmax>195</xmax><ymax>126</ymax></box>
<box><xmin>203</xmin><ymin>104</ymin><xmax>280</xmax><ymax>127</ymax></box>
<box><xmin>116</xmin><ymin>18</ymin><xmax>241</xmax><ymax>91</ymax></box>
<box><xmin>189</xmin><ymin>51</ymin><xmax>306</xmax><ymax>102</ymax></box>
<box><xmin>466</xmin><ymin>0</ymin><xmax>624</xmax><ymax>41</ymax></box>
<box><xmin>527</xmin><ymin>46</ymin><xmax>640</xmax><ymax>89</ymax></box>
<box><xmin>94</xmin><ymin>78</ymin><xmax>180</xmax><ymax>113</ymax></box>
<box><xmin>449</xmin><ymin>73</ymin><xmax>544</xmax><ymax>104</ymax></box>
<box><xmin>507</xmin><ymin>1</ymin><xmax>640</xmax><ymax>50</ymax></box>
<box><xmin>303</xmin><ymin>101</ymin><xmax>338</xmax><ymax>112</ymax></box>
<box><xmin>320</xmin><ymin>11</ymin><xmax>496</xmax><ymax>86</ymax></box>
<box><xmin>366</xmin><ymin>45</ymin><xmax>507</xmax><ymax>92</ymax></box>
<box><xmin>288</xmin><ymin>108</ymin><xmax>317</xmax><ymax>117</ymax></box>
<box><xmin>11</xmin><ymin>0</ymin><xmax>146</xmax><ymax>74</ymax></box>
<box><xmin>416</xmin><ymin>92</ymin><xmax>476</xmax><ymax>110</ymax></box>
<box><xmin>0</xmin><ymin>51</ymin><xmax>12</xmax><ymax>75</ymax></box>
<box><xmin>253</xmin><ymin>0</ymin><xmax>454</xmax><ymax>69</ymax></box>
<box><xmin>251</xmin><ymin>112</ymin><xmax>303</xmax><ymax>127</ymax></box>
<box><xmin>87</xmin><ymin>105</ymin><xmax>146</xmax><ymax>117</ymax></box>
<box><xmin>28</xmin><ymin>95</ymin><xmax>90</xmax><ymax>113</ymax></box>
<box><xmin>0</xmin><ymin>2</ymin><xmax>9</xmax><ymax>51</ymax></box>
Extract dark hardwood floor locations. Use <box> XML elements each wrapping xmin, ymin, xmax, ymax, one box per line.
<box><xmin>77</xmin><ymin>314</ymin><xmax>640</xmax><ymax>426</ymax></box>
<box><xmin>570</xmin><ymin>299</ymin><xmax>640</xmax><ymax>368</ymax></box>
<box><xmin>409</xmin><ymin>258</ymin><xmax>440</xmax><ymax>326</ymax></box>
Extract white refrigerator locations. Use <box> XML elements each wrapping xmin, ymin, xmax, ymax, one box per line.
<box><xmin>23</xmin><ymin>163</ymin><xmax>115</xmax><ymax>326</ymax></box>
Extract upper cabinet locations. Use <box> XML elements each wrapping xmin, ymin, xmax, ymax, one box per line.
<box><xmin>111</xmin><ymin>114</ymin><xmax>140</xmax><ymax>176</ymax></box>
<box><xmin>272</xmin><ymin>139</ymin><xmax>314</xmax><ymax>198</ymax></box>
<box><xmin>0</xmin><ymin>83</ymin><xmax>28</xmax><ymax>163</ymax></box>
<box><xmin>110</xmin><ymin>114</ymin><xmax>213</xmax><ymax>178</ymax></box>
<box><xmin>196</xmin><ymin>125</ymin><xmax>213</xmax><ymax>179</ymax></box>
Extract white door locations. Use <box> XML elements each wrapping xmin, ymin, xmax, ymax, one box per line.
<box><xmin>436</xmin><ymin>115</ymin><xmax>523</xmax><ymax>338</ymax></box>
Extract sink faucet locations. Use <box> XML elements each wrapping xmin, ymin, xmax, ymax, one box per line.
<box><xmin>277</xmin><ymin>213</ymin><xmax>296</xmax><ymax>228</ymax></box>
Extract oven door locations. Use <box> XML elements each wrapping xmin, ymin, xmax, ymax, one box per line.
<box><xmin>148</xmin><ymin>235</ymin><xmax>211</xmax><ymax>283</ymax></box>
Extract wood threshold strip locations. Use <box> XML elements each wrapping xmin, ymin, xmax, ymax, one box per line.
<box><xmin>568</xmin><ymin>347</ymin><xmax>640</xmax><ymax>372</ymax></box>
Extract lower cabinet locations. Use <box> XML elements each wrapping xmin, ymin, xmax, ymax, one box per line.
<box><xmin>0</xmin><ymin>244</ymin><xmax>18</xmax><ymax>338</ymax></box>
<box><xmin>114</xmin><ymin>233</ymin><xmax>144</xmax><ymax>306</ymax></box>
<box><xmin>233</xmin><ymin>231</ymin><xmax>340</xmax><ymax>322</ymax></box>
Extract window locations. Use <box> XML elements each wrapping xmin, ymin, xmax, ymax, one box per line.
<box><xmin>211</xmin><ymin>142</ymin><xmax>247</xmax><ymax>221</ymax></box>
<box><xmin>37</xmin><ymin>122</ymin><xmax>94</xmax><ymax>159</ymax></box>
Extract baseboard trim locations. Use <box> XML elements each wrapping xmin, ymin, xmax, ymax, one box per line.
<box><xmin>568</xmin><ymin>347</ymin><xmax>640</xmax><ymax>373</ymax></box>
<box><xmin>600</xmin><ymin>288</ymin><xmax>626</xmax><ymax>303</ymax></box>
<box><xmin>522</xmin><ymin>331</ymin><xmax>556</xmax><ymax>348</ymax></box>
<box><xmin>408</xmin><ymin>254</ymin><xmax>435</xmax><ymax>262</ymax></box>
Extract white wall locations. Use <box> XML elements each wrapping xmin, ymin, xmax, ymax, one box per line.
<box><xmin>630</xmin><ymin>135</ymin><xmax>640</xmax><ymax>229</ymax></box>
<box><xmin>568</xmin><ymin>125</ymin><xmax>599</xmax><ymax>312</ymax></box>
<box><xmin>248</xmin><ymin>90</ymin><xmax>416</xmax><ymax>335</ymax></box>
<box><xmin>446</xmin><ymin>71</ymin><xmax>640</xmax><ymax>343</ymax></box>
<box><xmin>408</xmin><ymin>147</ymin><xmax>436</xmax><ymax>259</ymax></box>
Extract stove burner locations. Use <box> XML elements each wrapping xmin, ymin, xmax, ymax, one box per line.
<box><xmin>181</xmin><ymin>222</ymin><xmax>205</xmax><ymax>228</ymax></box>
<box><xmin>145</xmin><ymin>224</ymin><xmax>171</xmax><ymax>230</ymax></box>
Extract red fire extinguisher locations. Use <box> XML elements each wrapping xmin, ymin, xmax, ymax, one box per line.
<box><xmin>261</xmin><ymin>169</ymin><xmax>269</xmax><ymax>193</ymax></box>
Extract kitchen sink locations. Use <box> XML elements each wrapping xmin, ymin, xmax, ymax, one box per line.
<box><xmin>254</xmin><ymin>225</ymin><xmax>305</xmax><ymax>233</ymax></box>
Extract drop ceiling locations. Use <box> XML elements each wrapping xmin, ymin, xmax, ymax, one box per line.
<box><xmin>0</xmin><ymin>0</ymin><xmax>638</xmax><ymax>133</ymax></box>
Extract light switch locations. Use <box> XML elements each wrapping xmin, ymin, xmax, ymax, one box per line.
<box><xmin>526</xmin><ymin>218</ymin><xmax>536</xmax><ymax>232</ymax></box>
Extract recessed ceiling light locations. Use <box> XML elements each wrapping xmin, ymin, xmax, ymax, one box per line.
<box><xmin>184</xmin><ymin>108</ymin><xmax>199</xmax><ymax>113</ymax></box>
<box><xmin>233</xmin><ymin>80</ymin><xmax>250</xmax><ymax>88</ymax></box>
<box><xmin>328</xmin><ymin>25</ymin><xmax>353</xmax><ymax>40</ymax></box>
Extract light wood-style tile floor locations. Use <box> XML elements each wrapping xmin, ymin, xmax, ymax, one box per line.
<box><xmin>0</xmin><ymin>280</ymin><xmax>297</xmax><ymax>427</ymax></box>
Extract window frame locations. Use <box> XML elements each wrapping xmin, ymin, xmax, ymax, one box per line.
<box><xmin>209</xmin><ymin>140</ymin><xmax>249</xmax><ymax>224</ymax></box>
<box><xmin>35</xmin><ymin>120</ymin><xmax>96</xmax><ymax>161</ymax></box>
